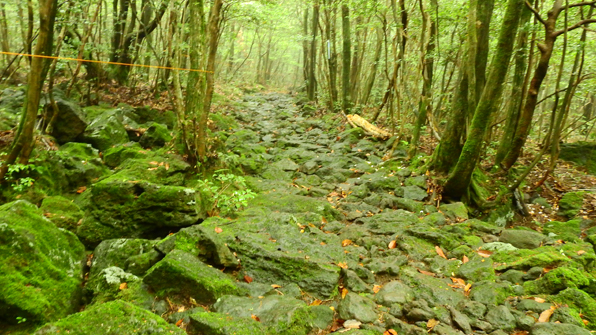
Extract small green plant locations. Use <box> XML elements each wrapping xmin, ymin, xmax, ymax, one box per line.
<box><xmin>2</xmin><ymin>161</ymin><xmax>46</xmax><ymax>192</ymax></box>
<box><xmin>198</xmin><ymin>170</ymin><xmax>256</xmax><ymax>216</ymax></box>
<box><xmin>16</xmin><ymin>316</ymin><xmax>27</xmax><ymax>324</ymax></box>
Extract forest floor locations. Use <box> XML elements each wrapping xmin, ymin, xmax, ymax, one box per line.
<box><xmin>3</xmin><ymin>90</ymin><xmax>596</xmax><ymax>335</ymax></box>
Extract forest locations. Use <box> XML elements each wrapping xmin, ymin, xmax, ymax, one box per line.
<box><xmin>1</xmin><ymin>0</ymin><xmax>596</xmax><ymax>334</ymax></box>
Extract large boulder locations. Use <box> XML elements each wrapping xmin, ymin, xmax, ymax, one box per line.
<box><xmin>187</xmin><ymin>312</ymin><xmax>272</xmax><ymax>335</ymax></box>
<box><xmin>79</xmin><ymin>111</ymin><xmax>129</xmax><ymax>152</ymax></box>
<box><xmin>76</xmin><ymin>175</ymin><xmax>206</xmax><ymax>247</ymax></box>
<box><xmin>143</xmin><ymin>250</ymin><xmax>243</xmax><ymax>303</ymax></box>
<box><xmin>39</xmin><ymin>196</ymin><xmax>84</xmax><ymax>232</ymax></box>
<box><xmin>46</xmin><ymin>97</ymin><xmax>88</xmax><ymax>144</ymax></box>
<box><xmin>0</xmin><ymin>201</ymin><xmax>85</xmax><ymax>326</ymax></box>
<box><xmin>34</xmin><ymin>300</ymin><xmax>185</xmax><ymax>334</ymax></box>
<box><xmin>139</xmin><ymin>122</ymin><xmax>172</xmax><ymax>149</ymax></box>
<box><xmin>559</xmin><ymin>141</ymin><xmax>596</xmax><ymax>175</ymax></box>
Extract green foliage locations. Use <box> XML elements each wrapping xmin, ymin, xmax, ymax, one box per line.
<box><xmin>2</xmin><ymin>160</ymin><xmax>47</xmax><ymax>192</ymax></box>
<box><xmin>198</xmin><ymin>170</ymin><xmax>256</xmax><ymax>216</ymax></box>
<box><xmin>16</xmin><ymin>317</ymin><xmax>27</xmax><ymax>324</ymax></box>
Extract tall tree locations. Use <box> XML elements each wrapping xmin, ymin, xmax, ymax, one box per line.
<box><xmin>442</xmin><ymin>0</ymin><xmax>524</xmax><ymax>199</ymax></box>
<box><xmin>341</xmin><ymin>3</ymin><xmax>351</xmax><ymax>112</ymax></box>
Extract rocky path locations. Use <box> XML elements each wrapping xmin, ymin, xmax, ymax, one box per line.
<box><xmin>2</xmin><ymin>92</ymin><xmax>595</xmax><ymax>335</ymax></box>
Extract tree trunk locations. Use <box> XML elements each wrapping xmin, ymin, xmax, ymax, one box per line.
<box><xmin>0</xmin><ymin>0</ymin><xmax>57</xmax><ymax>182</ymax></box>
<box><xmin>442</xmin><ymin>0</ymin><xmax>524</xmax><ymax>199</ymax></box>
<box><xmin>307</xmin><ymin>0</ymin><xmax>319</xmax><ymax>101</ymax></box>
<box><xmin>341</xmin><ymin>4</ymin><xmax>351</xmax><ymax>113</ymax></box>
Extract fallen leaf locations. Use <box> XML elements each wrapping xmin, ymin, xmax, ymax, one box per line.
<box><xmin>388</xmin><ymin>240</ymin><xmax>397</xmax><ymax>249</ymax></box>
<box><xmin>435</xmin><ymin>246</ymin><xmax>447</xmax><ymax>259</ymax></box>
<box><xmin>337</xmin><ymin>262</ymin><xmax>349</xmax><ymax>269</ymax></box>
<box><xmin>175</xmin><ymin>319</ymin><xmax>183</xmax><ymax>327</ymax></box>
<box><xmin>310</xmin><ymin>299</ymin><xmax>322</xmax><ymax>306</ymax></box>
<box><xmin>244</xmin><ymin>275</ymin><xmax>253</xmax><ymax>283</ymax></box>
<box><xmin>583</xmin><ymin>319</ymin><xmax>589</xmax><ymax>326</ymax></box>
<box><xmin>119</xmin><ymin>282</ymin><xmax>128</xmax><ymax>290</ymax></box>
<box><xmin>177</xmin><ymin>306</ymin><xmax>186</xmax><ymax>312</ymax></box>
<box><xmin>477</xmin><ymin>249</ymin><xmax>493</xmax><ymax>258</ymax></box>
<box><xmin>418</xmin><ymin>269</ymin><xmax>436</xmax><ymax>277</ymax></box>
<box><xmin>427</xmin><ymin>318</ymin><xmax>439</xmax><ymax>330</ymax></box>
<box><xmin>383</xmin><ymin>330</ymin><xmax>398</xmax><ymax>335</ymax></box>
<box><xmin>320</xmin><ymin>242</ymin><xmax>327</xmax><ymax>246</ymax></box>
<box><xmin>578</xmin><ymin>250</ymin><xmax>587</xmax><ymax>255</ymax></box>
<box><xmin>533</xmin><ymin>297</ymin><xmax>546</xmax><ymax>303</ymax></box>
<box><xmin>342</xmin><ymin>239</ymin><xmax>353</xmax><ymax>247</ymax></box>
<box><xmin>251</xmin><ymin>314</ymin><xmax>260</xmax><ymax>322</ymax></box>
<box><xmin>77</xmin><ymin>186</ymin><xmax>87</xmax><ymax>194</ymax></box>
<box><xmin>149</xmin><ymin>161</ymin><xmax>159</xmax><ymax>165</ymax></box>
<box><xmin>373</xmin><ymin>285</ymin><xmax>382</xmax><ymax>293</ymax></box>
<box><xmin>322</xmin><ymin>217</ymin><xmax>328</xmax><ymax>224</ymax></box>
<box><xmin>464</xmin><ymin>283</ymin><xmax>472</xmax><ymax>295</ymax></box>
<box><xmin>463</xmin><ymin>255</ymin><xmax>469</xmax><ymax>263</ymax></box>
<box><xmin>451</xmin><ymin>277</ymin><xmax>466</xmax><ymax>287</ymax></box>
<box><xmin>538</xmin><ymin>306</ymin><xmax>556</xmax><ymax>322</ymax></box>
<box><xmin>165</xmin><ymin>163</ymin><xmax>170</xmax><ymax>170</ymax></box>
<box><xmin>343</xmin><ymin>320</ymin><xmax>361</xmax><ymax>329</ymax></box>
<box><xmin>214</xmin><ymin>227</ymin><xmax>223</xmax><ymax>234</ymax></box>
<box><xmin>271</xmin><ymin>284</ymin><xmax>282</xmax><ymax>289</ymax></box>
<box><xmin>341</xmin><ymin>287</ymin><xmax>349</xmax><ymax>299</ymax></box>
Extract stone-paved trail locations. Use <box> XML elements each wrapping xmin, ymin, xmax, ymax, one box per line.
<box><xmin>208</xmin><ymin>93</ymin><xmax>593</xmax><ymax>335</ymax></box>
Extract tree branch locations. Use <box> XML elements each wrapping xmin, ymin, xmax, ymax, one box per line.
<box><xmin>525</xmin><ymin>0</ymin><xmax>546</xmax><ymax>25</ymax></box>
<box><xmin>564</xmin><ymin>1</ymin><xmax>596</xmax><ymax>10</ymax></box>
<box><xmin>555</xmin><ymin>18</ymin><xmax>596</xmax><ymax>36</ymax></box>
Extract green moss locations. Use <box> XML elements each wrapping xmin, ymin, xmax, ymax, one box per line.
<box><xmin>524</xmin><ymin>267</ymin><xmax>590</xmax><ymax>295</ymax></box>
<box><xmin>39</xmin><ymin>196</ymin><xmax>83</xmax><ymax>233</ymax></box>
<box><xmin>187</xmin><ymin>312</ymin><xmax>271</xmax><ymax>335</ymax></box>
<box><xmin>0</xmin><ymin>201</ymin><xmax>85</xmax><ymax>326</ymax></box>
<box><xmin>139</xmin><ymin>122</ymin><xmax>173</xmax><ymax>149</ymax></box>
<box><xmin>553</xmin><ymin>288</ymin><xmax>596</xmax><ymax>330</ymax></box>
<box><xmin>143</xmin><ymin>250</ymin><xmax>243</xmax><ymax>304</ymax></box>
<box><xmin>102</xmin><ymin>142</ymin><xmax>145</xmax><ymax>168</ymax></box>
<box><xmin>543</xmin><ymin>219</ymin><xmax>582</xmax><ymax>242</ymax></box>
<box><xmin>34</xmin><ymin>300</ymin><xmax>184</xmax><ymax>334</ymax></box>
<box><xmin>559</xmin><ymin>192</ymin><xmax>585</xmax><ymax>219</ymax></box>
<box><xmin>492</xmin><ymin>246</ymin><xmax>569</xmax><ymax>271</ymax></box>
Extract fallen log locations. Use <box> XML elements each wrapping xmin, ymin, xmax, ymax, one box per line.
<box><xmin>346</xmin><ymin>114</ymin><xmax>391</xmax><ymax>139</ymax></box>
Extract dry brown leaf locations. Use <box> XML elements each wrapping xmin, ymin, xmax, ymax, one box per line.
<box><xmin>244</xmin><ymin>275</ymin><xmax>253</xmax><ymax>283</ymax></box>
<box><xmin>251</xmin><ymin>314</ymin><xmax>260</xmax><ymax>322</ymax></box>
<box><xmin>463</xmin><ymin>255</ymin><xmax>469</xmax><ymax>263</ymax></box>
<box><xmin>383</xmin><ymin>330</ymin><xmax>398</xmax><ymax>335</ymax></box>
<box><xmin>310</xmin><ymin>299</ymin><xmax>323</xmax><ymax>306</ymax></box>
<box><xmin>342</xmin><ymin>239</ymin><xmax>353</xmax><ymax>247</ymax></box>
<box><xmin>373</xmin><ymin>285</ymin><xmax>382</xmax><ymax>293</ymax></box>
<box><xmin>451</xmin><ymin>277</ymin><xmax>466</xmax><ymax>286</ymax></box>
<box><xmin>77</xmin><ymin>186</ymin><xmax>87</xmax><ymax>194</ymax></box>
<box><xmin>388</xmin><ymin>240</ymin><xmax>397</xmax><ymax>249</ymax></box>
<box><xmin>538</xmin><ymin>306</ymin><xmax>556</xmax><ymax>323</ymax></box>
<box><xmin>119</xmin><ymin>282</ymin><xmax>128</xmax><ymax>290</ymax></box>
<box><xmin>435</xmin><ymin>246</ymin><xmax>447</xmax><ymax>259</ymax></box>
<box><xmin>175</xmin><ymin>319</ymin><xmax>183</xmax><ymax>327</ymax></box>
<box><xmin>477</xmin><ymin>249</ymin><xmax>493</xmax><ymax>258</ymax></box>
<box><xmin>322</xmin><ymin>217</ymin><xmax>328</xmax><ymax>224</ymax></box>
<box><xmin>320</xmin><ymin>242</ymin><xmax>327</xmax><ymax>246</ymax></box>
<box><xmin>533</xmin><ymin>297</ymin><xmax>546</xmax><ymax>303</ymax></box>
<box><xmin>165</xmin><ymin>163</ymin><xmax>170</xmax><ymax>171</ymax></box>
<box><xmin>464</xmin><ymin>283</ymin><xmax>472</xmax><ymax>295</ymax></box>
<box><xmin>341</xmin><ymin>288</ymin><xmax>349</xmax><ymax>299</ymax></box>
<box><xmin>427</xmin><ymin>318</ymin><xmax>439</xmax><ymax>330</ymax></box>
<box><xmin>271</xmin><ymin>284</ymin><xmax>282</xmax><ymax>289</ymax></box>
<box><xmin>583</xmin><ymin>319</ymin><xmax>589</xmax><ymax>326</ymax></box>
<box><xmin>214</xmin><ymin>227</ymin><xmax>223</xmax><ymax>234</ymax></box>
<box><xmin>149</xmin><ymin>161</ymin><xmax>159</xmax><ymax>165</ymax></box>
<box><xmin>337</xmin><ymin>262</ymin><xmax>349</xmax><ymax>269</ymax></box>
<box><xmin>177</xmin><ymin>306</ymin><xmax>186</xmax><ymax>312</ymax></box>
<box><xmin>578</xmin><ymin>250</ymin><xmax>587</xmax><ymax>255</ymax></box>
<box><xmin>418</xmin><ymin>269</ymin><xmax>436</xmax><ymax>277</ymax></box>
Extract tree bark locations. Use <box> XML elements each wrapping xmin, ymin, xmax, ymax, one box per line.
<box><xmin>442</xmin><ymin>0</ymin><xmax>524</xmax><ymax>199</ymax></box>
<box><xmin>341</xmin><ymin>4</ymin><xmax>351</xmax><ymax>113</ymax></box>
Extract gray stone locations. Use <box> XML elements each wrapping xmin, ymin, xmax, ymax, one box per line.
<box><xmin>448</xmin><ymin>306</ymin><xmax>472</xmax><ymax>334</ymax></box>
<box><xmin>500</xmin><ymin>269</ymin><xmax>525</xmax><ymax>285</ymax></box>
<box><xmin>139</xmin><ymin>122</ymin><xmax>172</xmax><ymax>149</ymax></box>
<box><xmin>529</xmin><ymin>322</ymin><xmax>591</xmax><ymax>335</ymax></box>
<box><xmin>80</xmin><ymin>112</ymin><xmax>129</xmax><ymax>152</ymax></box>
<box><xmin>482</xmin><ymin>242</ymin><xmax>518</xmax><ymax>252</ymax></box>
<box><xmin>48</xmin><ymin>97</ymin><xmax>88</xmax><ymax>144</ymax></box>
<box><xmin>187</xmin><ymin>312</ymin><xmax>271</xmax><ymax>335</ymax></box>
<box><xmin>458</xmin><ymin>300</ymin><xmax>487</xmax><ymax>319</ymax></box>
<box><xmin>485</xmin><ymin>305</ymin><xmax>516</xmax><ymax>332</ymax></box>
<box><xmin>338</xmin><ymin>292</ymin><xmax>378</xmax><ymax>323</ymax></box>
<box><xmin>499</xmin><ymin>229</ymin><xmax>545</xmax><ymax>249</ymax></box>
<box><xmin>344</xmin><ymin>269</ymin><xmax>372</xmax><ymax>293</ymax></box>
<box><xmin>516</xmin><ymin>299</ymin><xmax>552</xmax><ymax>314</ymax></box>
<box><xmin>405</xmin><ymin>300</ymin><xmax>435</xmax><ymax>322</ymax></box>
<box><xmin>403</xmin><ymin>185</ymin><xmax>428</xmax><ymax>201</ymax></box>
<box><xmin>375</xmin><ymin>280</ymin><xmax>415</xmax><ymax>306</ymax></box>
<box><xmin>440</xmin><ymin>202</ymin><xmax>469</xmax><ymax>220</ymax></box>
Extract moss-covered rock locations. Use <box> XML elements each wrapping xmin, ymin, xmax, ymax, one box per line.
<box><xmin>212</xmin><ymin>295</ymin><xmax>316</xmax><ymax>335</ymax></box>
<box><xmin>48</xmin><ymin>97</ymin><xmax>88</xmax><ymax>144</ymax></box>
<box><xmin>440</xmin><ymin>202</ymin><xmax>469</xmax><ymax>220</ymax></box>
<box><xmin>468</xmin><ymin>281</ymin><xmax>514</xmax><ymax>306</ymax></box>
<box><xmin>187</xmin><ymin>312</ymin><xmax>272</xmax><ymax>335</ymax></box>
<box><xmin>79</xmin><ymin>111</ymin><xmax>129</xmax><ymax>152</ymax></box>
<box><xmin>76</xmin><ymin>177</ymin><xmax>205</xmax><ymax>247</ymax></box>
<box><xmin>558</xmin><ymin>191</ymin><xmax>585</xmax><ymax>219</ymax></box>
<box><xmin>139</xmin><ymin>122</ymin><xmax>172</xmax><ymax>149</ymax></box>
<box><xmin>0</xmin><ymin>201</ymin><xmax>85</xmax><ymax>326</ymax></box>
<box><xmin>39</xmin><ymin>196</ymin><xmax>84</xmax><ymax>233</ymax></box>
<box><xmin>559</xmin><ymin>141</ymin><xmax>596</xmax><ymax>175</ymax></box>
<box><xmin>102</xmin><ymin>142</ymin><xmax>145</xmax><ymax>168</ymax></box>
<box><xmin>492</xmin><ymin>246</ymin><xmax>569</xmax><ymax>271</ymax></box>
<box><xmin>155</xmin><ymin>224</ymin><xmax>239</xmax><ymax>268</ymax></box>
<box><xmin>524</xmin><ymin>267</ymin><xmax>590</xmax><ymax>295</ymax></box>
<box><xmin>553</xmin><ymin>288</ymin><xmax>596</xmax><ymax>330</ymax></box>
<box><xmin>543</xmin><ymin>219</ymin><xmax>582</xmax><ymax>242</ymax></box>
<box><xmin>33</xmin><ymin>300</ymin><xmax>184</xmax><ymax>334</ymax></box>
<box><xmin>457</xmin><ymin>256</ymin><xmax>496</xmax><ymax>283</ymax></box>
<box><xmin>143</xmin><ymin>250</ymin><xmax>243</xmax><ymax>303</ymax></box>
<box><xmin>499</xmin><ymin>229</ymin><xmax>545</xmax><ymax>249</ymax></box>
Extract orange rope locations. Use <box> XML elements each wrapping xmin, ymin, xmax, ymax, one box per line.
<box><xmin>0</xmin><ymin>51</ymin><xmax>212</xmax><ymax>73</ymax></box>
